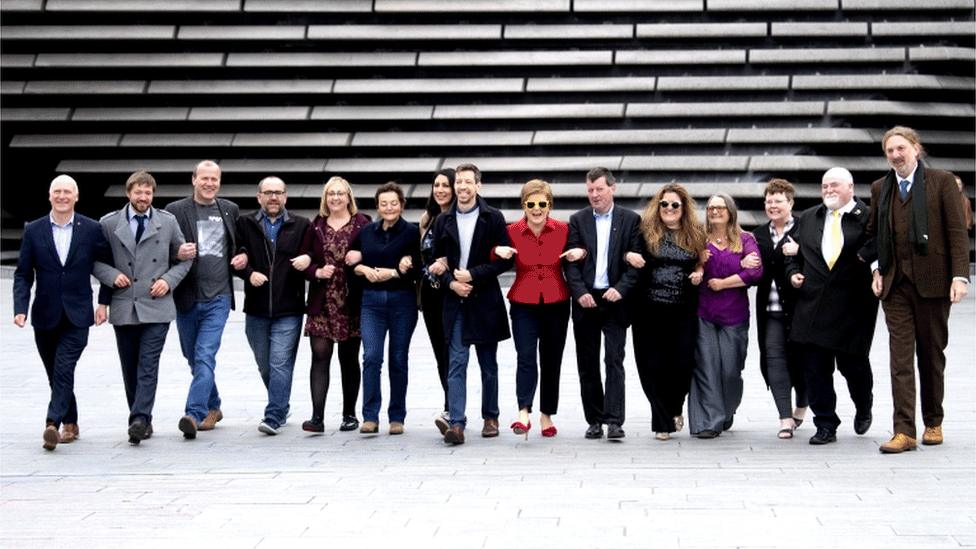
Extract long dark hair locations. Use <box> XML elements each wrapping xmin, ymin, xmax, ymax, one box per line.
<box><xmin>421</xmin><ymin>168</ymin><xmax>455</xmax><ymax>231</ymax></box>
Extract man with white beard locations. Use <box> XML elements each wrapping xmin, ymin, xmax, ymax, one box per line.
<box><xmin>785</xmin><ymin>167</ymin><xmax>878</xmax><ymax>446</ymax></box>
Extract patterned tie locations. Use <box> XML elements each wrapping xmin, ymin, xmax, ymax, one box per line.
<box><xmin>898</xmin><ymin>179</ymin><xmax>910</xmax><ymax>201</ymax></box>
<box><xmin>826</xmin><ymin>210</ymin><xmax>842</xmax><ymax>270</ymax></box>
<box><xmin>135</xmin><ymin>214</ymin><xmax>146</xmax><ymax>243</ymax></box>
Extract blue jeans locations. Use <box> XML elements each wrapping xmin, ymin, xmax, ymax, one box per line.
<box><xmin>176</xmin><ymin>295</ymin><xmax>231</xmax><ymax>423</ymax></box>
<box><xmin>360</xmin><ymin>289</ymin><xmax>418</xmax><ymax>424</ymax></box>
<box><xmin>245</xmin><ymin>314</ymin><xmax>302</xmax><ymax>427</ymax></box>
<box><xmin>447</xmin><ymin>309</ymin><xmax>499</xmax><ymax>429</ymax></box>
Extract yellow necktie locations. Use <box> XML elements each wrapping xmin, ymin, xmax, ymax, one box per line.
<box><xmin>827</xmin><ymin>210</ymin><xmax>842</xmax><ymax>269</ymax></box>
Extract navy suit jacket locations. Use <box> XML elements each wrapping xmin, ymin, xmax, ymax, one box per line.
<box><xmin>13</xmin><ymin>213</ymin><xmax>112</xmax><ymax>330</ymax></box>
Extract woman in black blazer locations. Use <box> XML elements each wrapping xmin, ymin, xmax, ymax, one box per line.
<box><xmin>754</xmin><ymin>179</ymin><xmax>807</xmax><ymax>439</ymax></box>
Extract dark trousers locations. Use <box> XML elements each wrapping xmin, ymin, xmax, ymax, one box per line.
<box><xmin>34</xmin><ymin>312</ymin><xmax>89</xmax><ymax>427</ymax></box>
<box><xmin>800</xmin><ymin>343</ymin><xmax>873</xmax><ymax>433</ymax></box>
<box><xmin>632</xmin><ymin>302</ymin><xmax>696</xmax><ymax>433</ymax></box>
<box><xmin>572</xmin><ymin>295</ymin><xmax>627</xmax><ymax>426</ymax></box>
<box><xmin>882</xmin><ymin>277</ymin><xmax>951</xmax><ymax>438</ymax></box>
<box><xmin>421</xmin><ymin>283</ymin><xmax>449</xmax><ymax>412</ymax></box>
<box><xmin>114</xmin><ymin>322</ymin><xmax>170</xmax><ymax>425</ymax></box>
<box><xmin>764</xmin><ymin>313</ymin><xmax>808</xmax><ymax>420</ymax></box>
<box><xmin>309</xmin><ymin>336</ymin><xmax>361</xmax><ymax>419</ymax></box>
<box><xmin>510</xmin><ymin>300</ymin><xmax>570</xmax><ymax>415</ymax></box>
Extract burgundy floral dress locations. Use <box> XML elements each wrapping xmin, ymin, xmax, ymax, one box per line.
<box><xmin>303</xmin><ymin>213</ymin><xmax>370</xmax><ymax>340</ymax></box>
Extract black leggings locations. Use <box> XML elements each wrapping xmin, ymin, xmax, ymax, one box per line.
<box><xmin>308</xmin><ymin>336</ymin><xmax>361</xmax><ymax>419</ymax></box>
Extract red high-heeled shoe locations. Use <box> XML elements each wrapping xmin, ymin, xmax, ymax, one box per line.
<box><xmin>510</xmin><ymin>421</ymin><xmax>531</xmax><ymax>440</ymax></box>
<box><xmin>541</xmin><ymin>425</ymin><xmax>557</xmax><ymax>438</ymax></box>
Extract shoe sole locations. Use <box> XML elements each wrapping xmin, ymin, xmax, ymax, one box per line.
<box><xmin>434</xmin><ymin>417</ymin><xmax>450</xmax><ymax>435</ymax></box>
<box><xmin>258</xmin><ymin>424</ymin><xmax>279</xmax><ymax>436</ymax></box>
<box><xmin>302</xmin><ymin>424</ymin><xmax>325</xmax><ymax>434</ymax></box>
<box><xmin>444</xmin><ymin>433</ymin><xmax>464</xmax><ymax>445</ymax></box>
<box><xmin>879</xmin><ymin>445</ymin><xmax>917</xmax><ymax>453</ymax></box>
<box><xmin>42</xmin><ymin>428</ymin><xmax>59</xmax><ymax>451</ymax></box>
<box><xmin>809</xmin><ymin>438</ymin><xmax>837</xmax><ymax>445</ymax></box>
<box><xmin>178</xmin><ymin>417</ymin><xmax>197</xmax><ymax>439</ymax></box>
<box><xmin>585</xmin><ymin>433</ymin><xmax>603</xmax><ymax>439</ymax></box>
<box><xmin>921</xmin><ymin>439</ymin><xmax>942</xmax><ymax>446</ymax></box>
<box><xmin>607</xmin><ymin>434</ymin><xmax>625</xmax><ymax>440</ymax></box>
<box><xmin>128</xmin><ymin>423</ymin><xmax>147</xmax><ymax>445</ymax></box>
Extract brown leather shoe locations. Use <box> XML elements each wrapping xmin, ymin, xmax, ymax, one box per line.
<box><xmin>42</xmin><ymin>425</ymin><xmax>59</xmax><ymax>451</ymax></box>
<box><xmin>444</xmin><ymin>425</ymin><xmax>465</xmax><ymax>445</ymax></box>
<box><xmin>481</xmin><ymin>418</ymin><xmax>499</xmax><ymax>438</ymax></box>
<box><xmin>59</xmin><ymin>423</ymin><xmax>79</xmax><ymax>443</ymax></box>
<box><xmin>922</xmin><ymin>425</ymin><xmax>943</xmax><ymax>445</ymax></box>
<box><xmin>178</xmin><ymin>415</ymin><xmax>198</xmax><ymax>439</ymax></box>
<box><xmin>389</xmin><ymin>422</ymin><xmax>404</xmax><ymax>435</ymax></box>
<box><xmin>879</xmin><ymin>433</ymin><xmax>918</xmax><ymax>454</ymax></box>
<box><xmin>198</xmin><ymin>409</ymin><xmax>223</xmax><ymax>431</ymax></box>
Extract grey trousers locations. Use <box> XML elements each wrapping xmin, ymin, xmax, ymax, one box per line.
<box><xmin>689</xmin><ymin>317</ymin><xmax>749</xmax><ymax>434</ymax></box>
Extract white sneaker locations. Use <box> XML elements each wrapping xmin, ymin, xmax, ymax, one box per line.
<box><xmin>258</xmin><ymin>420</ymin><xmax>279</xmax><ymax>436</ymax></box>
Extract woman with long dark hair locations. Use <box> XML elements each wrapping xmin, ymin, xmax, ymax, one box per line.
<box><xmin>420</xmin><ymin>168</ymin><xmax>455</xmax><ymax>432</ymax></box>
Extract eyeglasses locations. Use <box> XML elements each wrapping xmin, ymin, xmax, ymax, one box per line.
<box><xmin>524</xmin><ymin>201</ymin><xmax>549</xmax><ymax>209</ymax></box>
<box><xmin>327</xmin><ymin>191</ymin><xmax>347</xmax><ymax>198</ymax></box>
<box><xmin>706</xmin><ymin>205</ymin><xmax>728</xmax><ymax>212</ymax></box>
<box><xmin>260</xmin><ymin>190</ymin><xmax>286</xmax><ymax>197</ymax></box>
<box><xmin>659</xmin><ymin>201</ymin><xmax>682</xmax><ymax>210</ymax></box>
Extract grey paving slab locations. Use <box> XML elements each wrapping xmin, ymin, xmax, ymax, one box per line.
<box><xmin>909</xmin><ymin>46</ymin><xmax>976</xmax><ymax>62</ymax></box>
<box><xmin>352</xmin><ymin>131</ymin><xmax>533</xmax><ymax>147</ymax></box>
<box><xmin>873</xmin><ymin>21</ymin><xmax>975</xmax><ymax>36</ymax></box>
<box><xmin>434</xmin><ymin>103</ymin><xmax>624</xmax><ymax>119</ymax></box>
<box><xmin>0</xmin><ymin>0</ymin><xmax>42</xmax><ymax>10</ymax></box>
<box><xmin>636</xmin><ymin>23</ymin><xmax>766</xmax><ymax>38</ymax></box>
<box><xmin>658</xmin><ymin>75</ymin><xmax>788</xmax><ymax>91</ymax></box>
<box><xmin>308</xmin><ymin>24</ymin><xmax>501</xmax><ymax>40</ymax></box>
<box><xmin>441</xmin><ymin>156</ymin><xmax>623</xmax><ymax>172</ymax></box>
<box><xmin>771</xmin><ymin>22</ymin><xmax>868</xmax><ymax>36</ymax></box>
<box><xmin>71</xmin><ymin>107</ymin><xmax>189</xmax><ymax>121</ymax></box>
<box><xmin>232</xmin><ymin>132</ymin><xmax>350</xmax><ymax>147</ymax></box>
<box><xmin>188</xmin><ymin>106</ymin><xmax>310</xmax><ymax>121</ymax></box>
<box><xmin>45</xmin><ymin>0</ymin><xmax>242</xmax><ymax>10</ymax></box>
<box><xmin>149</xmin><ymin>79</ymin><xmax>334</xmax><ymax>94</ymax></box>
<box><xmin>533</xmin><ymin>128</ymin><xmax>726</xmax><ymax>145</ymax></box>
<box><xmin>749</xmin><ymin>47</ymin><xmax>905</xmax><ymax>63</ymax></box>
<box><xmin>177</xmin><ymin>25</ymin><xmax>306</xmax><ymax>40</ymax></box>
<box><xmin>333</xmin><ymin>78</ymin><xmax>523</xmax><ymax>94</ymax></box>
<box><xmin>226</xmin><ymin>52</ymin><xmax>416</xmax><ymax>67</ymax></box>
<box><xmin>374</xmin><ymin>0</ymin><xmax>570</xmax><ymax>12</ymax></box>
<box><xmin>527</xmin><ymin>77</ymin><xmax>655</xmax><ymax>92</ymax></box>
<box><xmin>0</xmin><ymin>54</ymin><xmax>35</xmax><ymax>68</ymax></box>
<box><xmin>0</xmin><ymin>81</ymin><xmax>25</xmax><ymax>94</ymax></box>
<box><xmin>244</xmin><ymin>0</ymin><xmax>371</xmax><ymax>12</ymax></box>
<box><xmin>574</xmin><ymin>0</ymin><xmax>703</xmax><ymax>11</ymax></box>
<box><xmin>0</xmin><ymin>275</ymin><xmax>972</xmax><ymax>548</ymax></box>
<box><xmin>841</xmin><ymin>0</ymin><xmax>972</xmax><ymax>8</ymax></box>
<box><xmin>311</xmin><ymin>105</ymin><xmax>433</xmax><ymax>120</ymax></box>
<box><xmin>0</xmin><ymin>108</ymin><xmax>71</xmax><ymax>121</ymax></box>
<box><xmin>626</xmin><ymin>101</ymin><xmax>825</xmax><ymax>118</ymax></box>
<box><xmin>418</xmin><ymin>50</ymin><xmax>613</xmax><ymax>66</ymax></box>
<box><xmin>708</xmin><ymin>0</ymin><xmax>838</xmax><ymax>9</ymax></box>
<box><xmin>25</xmin><ymin>80</ymin><xmax>147</xmax><ymax>94</ymax></box>
<box><xmin>9</xmin><ymin>134</ymin><xmax>121</xmax><ymax>148</ymax></box>
<box><xmin>827</xmin><ymin>100</ymin><xmax>976</xmax><ymax>118</ymax></box>
<box><xmin>504</xmin><ymin>24</ymin><xmax>633</xmax><ymax>39</ymax></box>
<box><xmin>0</xmin><ymin>25</ymin><xmax>176</xmax><ymax>39</ymax></box>
<box><xmin>616</xmin><ymin>49</ymin><xmax>746</xmax><ymax>65</ymax></box>
<box><xmin>35</xmin><ymin>53</ymin><xmax>226</xmax><ymax>67</ymax></box>
<box><xmin>120</xmin><ymin>133</ymin><xmax>236</xmax><ymax>147</ymax></box>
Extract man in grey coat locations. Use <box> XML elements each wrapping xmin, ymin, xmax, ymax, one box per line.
<box><xmin>94</xmin><ymin>171</ymin><xmax>191</xmax><ymax>444</ymax></box>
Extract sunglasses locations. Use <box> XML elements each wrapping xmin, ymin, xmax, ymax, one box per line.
<box><xmin>524</xmin><ymin>201</ymin><xmax>549</xmax><ymax>209</ymax></box>
<box><xmin>659</xmin><ymin>201</ymin><xmax>682</xmax><ymax>210</ymax></box>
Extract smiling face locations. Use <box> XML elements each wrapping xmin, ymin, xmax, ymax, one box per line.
<box><xmin>377</xmin><ymin>191</ymin><xmax>402</xmax><ymax>226</ymax></box>
<box><xmin>658</xmin><ymin>191</ymin><xmax>683</xmax><ymax>229</ymax></box>
<box><xmin>127</xmin><ymin>183</ymin><xmax>154</xmax><ymax>214</ymax></box>
<box><xmin>257</xmin><ymin>178</ymin><xmax>287</xmax><ymax>217</ymax></box>
<box><xmin>325</xmin><ymin>183</ymin><xmax>350</xmax><ymax>216</ymax></box>
<box><xmin>192</xmin><ymin>162</ymin><xmax>221</xmax><ymax>204</ymax></box>
<box><xmin>764</xmin><ymin>192</ymin><xmax>792</xmax><ymax>224</ymax></box>
<box><xmin>432</xmin><ymin>173</ymin><xmax>454</xmax><ymax>209</ymax></box>
<box><xmin>49</xmin><ymin>177</ymin><xmax>78</xmax><ymax>217</ymax></box>
<box><xmin>821</xmin><ymin>177</ymin><xmax>854</xmax><ymax>211</ymax></box>
<box><xmin>884</xmin><ymin>135</ymin><xmax>922</xmax><ymax>179</ymax></box>
<box><xmin>706</xmin><ymin>196</ymin><xmax>729</xmax><ymax>227</ymax></box>
<box><xmin>454</xmin><ymin>169</ymin><xmax>480</xmax><ymax>210</ymax></box>
<box><xmin>523</xmin><ymin>192</ymin><xmax>551</xmax><ymax>228</ymax></box>
<box><xmin>586</xmin><ymin>176</ymin><xmax>615</xmax><ymax>214</ymax></box>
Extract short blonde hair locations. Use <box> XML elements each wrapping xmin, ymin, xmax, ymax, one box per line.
<box><xmin>319</xmin><ymin>176</ymin><xmax>358</xmax><ymax>217</ymax></box>
<box><xmin>520</xmin><ymin>178</ymin><xmax>552</xmax><ymax>205</ymax></box>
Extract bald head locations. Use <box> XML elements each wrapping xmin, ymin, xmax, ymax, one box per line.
<box><xmin>821</xmin><ymin>167</ymin><xmax>855</xmax><ymax>210</ymax></box>
<box><xmin>49</xmin><ymin>174</ymin><xmax>79</xmax><ymax>194</ymax></box>
<box><xmin>49</xmin><ymin>174</ymin><xmax>79</xmax><ymax>218</ymax></box>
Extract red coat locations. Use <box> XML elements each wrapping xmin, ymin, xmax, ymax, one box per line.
<box><xmin>505</xmin><ymin>217</ymin><xmax>570</xmax><ymax>305</ymax></box>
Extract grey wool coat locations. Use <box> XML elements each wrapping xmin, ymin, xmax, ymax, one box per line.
<box><xmin>94</xmin><ymin>205</ymin><xmax>191</xmax><ymax>325</ymax></box>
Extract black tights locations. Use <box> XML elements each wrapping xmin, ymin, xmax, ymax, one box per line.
<box><xmin>309</xmin><ymin>336</ymin><xmax>361</xmax><ymax>420</ymax></box>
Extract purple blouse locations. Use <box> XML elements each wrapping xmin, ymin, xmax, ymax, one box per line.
<box><xmin>698</xmin><ymin>231</ymin><xmax>763</xmax><ymax>326</ymax></box>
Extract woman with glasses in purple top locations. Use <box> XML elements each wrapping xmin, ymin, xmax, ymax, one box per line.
<box><xmin>689</xmin><ymin>193</ymin><xmax>763</xmax><ymax>439</ymax></box>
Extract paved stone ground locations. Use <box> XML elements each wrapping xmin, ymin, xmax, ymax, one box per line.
<box><xmin>0</xmin><ymin>273</ymin><xmax>973</xmax><ymax>548</ymax></box>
